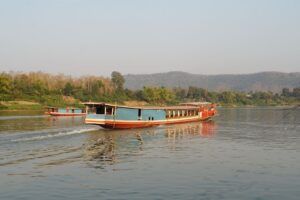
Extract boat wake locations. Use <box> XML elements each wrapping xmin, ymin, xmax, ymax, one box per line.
<box><xmin>10</xmin><ymin>128</ymin><xmax>99</xmax><ymax>142</ymax></box>
<box><xmin>0</xmin><ymin>115</ymin><xmax>46</xmax><ymax>121</ymax></box>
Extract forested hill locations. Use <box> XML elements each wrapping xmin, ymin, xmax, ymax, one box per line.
<box><xmin>124</xmin><ymin>71</ymin><xmax>300</xmax><ymax>93</ymax></box>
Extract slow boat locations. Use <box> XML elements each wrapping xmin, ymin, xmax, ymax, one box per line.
<box><xmin>45</xmin><ymin>107</ymin><xmax>86</xmax><ymax>116</ymax></box>
<box><xmin>83</xmin><ymin>102</ymin><xmax>217</xmax><ymax>129</ymax></box>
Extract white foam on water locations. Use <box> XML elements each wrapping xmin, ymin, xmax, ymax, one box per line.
<box><xmin>11</xmin><ymin>128</ymin><xmax>99</xmax><ymax>142</ymax></box>
<box><xmin>0</xmin><ymin>115</ymin><xmax>46</xmax><ymax>121</ymax></box>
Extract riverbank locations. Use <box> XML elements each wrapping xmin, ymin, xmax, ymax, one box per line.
<box><xmin>1</xmin><ymin>99</ymin><xmax>299</xmax><ymax>111</ymax></box>
<box><xmin>0</xmin><ymin>96</ymin><xmax>86</xmax><ymax>111</ymax></box>
<box><xmin>0</xmin><ymin>101</ymin><xmax>44</xmax><ymax>111</ymax></box>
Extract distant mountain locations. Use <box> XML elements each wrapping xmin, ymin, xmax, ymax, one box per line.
<box><xmin>124</xmin><ymin>71</ymin><xmax>300</xmax><ymax>93</ymax></box>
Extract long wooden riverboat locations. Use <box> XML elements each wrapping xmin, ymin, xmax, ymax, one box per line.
<box><xmin>45</xmin><ymin>107</ymin><xmax>86</xmax><ymax>116</ymax></box>
<box><xmin>83</xmin><ymin>102</ymin><xmax>217</xmax><ymax>129</ymax></box>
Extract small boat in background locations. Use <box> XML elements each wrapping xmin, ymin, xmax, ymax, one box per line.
<box><xmin>45</xmin><ymin>107</ymin><xmax>86</xmax><ymax>116</ymax></box>
<box><xmin>83</xmin><ymin>102</ymin><xmax>217</xmax><ymax>129</ymax></box>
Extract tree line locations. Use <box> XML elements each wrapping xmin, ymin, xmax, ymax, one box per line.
<box><xmin>0</xmin><ymin>71</ymin><xmax>299</xmax><ymax>108</ymax></box>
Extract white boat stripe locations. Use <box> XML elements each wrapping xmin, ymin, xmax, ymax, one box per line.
<box><xmin>85</xmin><ymin>116</ymin><xmax>201</xmax><ymax>123</ymax></box>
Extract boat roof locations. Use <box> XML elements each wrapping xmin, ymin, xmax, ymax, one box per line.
<box><xmin>45</xmin><ymin>106</ymin><xmax>82</xmax><ymax>109</ymax></box>
<box><xmin>83</xmin><ymin>102</ymin><xmax>210</xmax><ymax>110</ymax></box>
<box><xmin>179</xmin><ymin>102</ymin><xmax>212</xmax><ymax>106</ymax></box>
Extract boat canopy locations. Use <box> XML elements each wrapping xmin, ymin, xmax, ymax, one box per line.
<box><xmin>45</xmin><ymin>106</ymin><xmax>83</xmax><ymax>110</ymax></box>
<box><xmin>179</xmin><ymin>102</ymin><xmax>212</xmax><ymax>106</ymax></box>
<box><xmin>83</xmin><ymin>102</ymin><xmax>208</xmax><ymax>110</ymax></box>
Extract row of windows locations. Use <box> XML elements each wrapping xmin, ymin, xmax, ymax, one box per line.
<box><xmin>87</xmin><ymin>106</ymin><xmax>115</xmax><ymax>115</ymax></box>
<box><xmin>47</xmin><ymin>108</ymin><xmax>84</xmax><ymax>113</ymax></box>
<box><xmin>166</xmin><ymin>110</ymin><xmax>199</xmax><ymax>119</ymax></box>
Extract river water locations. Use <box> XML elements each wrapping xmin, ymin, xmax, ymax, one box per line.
<box><xmin>0</xmin><ymin>108</ymin><xmax>299</xmax><ymax>200</ymax></box>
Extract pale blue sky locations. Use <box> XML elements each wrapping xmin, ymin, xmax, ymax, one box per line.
<box><xmin>0</xmin><ymin>0</ymin><xmax>299</xmax><ymax>76</ymax></box>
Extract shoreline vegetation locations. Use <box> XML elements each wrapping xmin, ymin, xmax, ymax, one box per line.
<box><xmin>1</xmin><ymin>71</ymin><xmax>299</xmax><ymax>111</ymax></box>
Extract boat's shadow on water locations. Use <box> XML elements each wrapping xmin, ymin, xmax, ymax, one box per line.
<box><xmin>83</xmin><ymin>121</ymin><xmax>217</xmax><ymax>168</ymax></box>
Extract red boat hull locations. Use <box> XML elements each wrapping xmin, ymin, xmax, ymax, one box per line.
<box><xmin>85</xmin><ymin>115</ymin><xmax>214</xmax><ymax>129</ymax></box>
<box><xmin>47</xmin><ymin>112</ymin><xmax>86</xmax><ymax>117</ymax></box>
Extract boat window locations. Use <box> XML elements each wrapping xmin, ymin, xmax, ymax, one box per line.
<box><xmin>87</xmin><ymin>106</ymin><xmax>95</xmax><ymax>114</ymax></box>
<box><xmin>106</xmin><ymin>106</ymin><xmax>114</xmax><ymax>115</ymax></box>
<box><xmin>148</xmin><ymin>116</ymin><xmax>151</xmax><ymax>120</ymax></box>
<box><xmin>138</xmin><ymin>109</ymin><xmax>142</xmax><ymax>118</ymax></box>
<box><xmin>96</xmin><ymin>106</ymin><xmax>105</xmax><ymax>114</ymax></box>
<box><xmin>152</xmin><ymin>117</ymin><xmax>154</xmax><ymax>120</ymax></box>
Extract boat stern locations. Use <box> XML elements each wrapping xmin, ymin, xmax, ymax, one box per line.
<box><xmin>85</xmin><ymin>114</ymin><xmax>106</xmax><ymax>125</ymax></box>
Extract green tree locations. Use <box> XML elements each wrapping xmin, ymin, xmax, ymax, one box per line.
<box><xmin>124</xmin><ymin>88</ymin><xmax>135</xmax><ymax>99</ymax></box>
<box><xmin>220</xmin><ymin>91</ymin><xmax>236</xmax><ymax>104</ymax></box>
<box><xmin>141</xmin><ymin>86</ymin><xmax>175</xmax><ymax>105</ymax></box>
<box><xmin>159</xmin><ymin>87</ymin><xmax>176</xmax><ymax>104</ymax></box>
<box><xmin>0</xmin><ymin>73</ymin><xmax>12</xmax><ymax>94</ymax></box>
<box><xmin>187</xmin><ymin>86</ymin><xmax>208</xmax><ymax>100</ymax></box>
<box><xmin>142</xmin><ymin>87</ymin><xmax>158</xmax><ymax>103</ymax></box>
<box><xmin>292</xmin><ymin>88</ymin><xmax>300</xmax><ymax>98</ymax></box>
<box><xmin>91</xmin><ymin>80</ymin><xmax>104</xmax><ymax>97</ymax></box>
<box><xmin>173</xmin><ymin>87</ymin><xmax>187</xmax><ymax>101</ymax></box>
<box><xmin>134</xmin><ymin>90</ymin><xmax>144</xmax><ymax>101</ymax></box>
<box><xmin>111</xmin><ymin>71</ymin><xmax>125</xmax><ymax>93</ymax></box>
<box><xmin>282</xmin><ymin>88</ymin><xmax>290</xmax><ymax>97</ymax></box>
<box><xmin>0</xmin><ymin>73</ymin><xmax>13</xmax><ymax>101</ymax></box>
<box><xmin>63</xmin><ymin>82</ymin><xmax>73</xmax><ymax>96</ymax></box>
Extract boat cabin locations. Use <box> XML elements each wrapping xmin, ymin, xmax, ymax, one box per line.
<box><xmin>45</xmin><ymin>107</ymin><xmax>86</xmax><ymax>116</ymax></box>
<box><xmin>84</xmin><ymin>102</ymin><xmax>166</xmax><ymax>121</ymax></box>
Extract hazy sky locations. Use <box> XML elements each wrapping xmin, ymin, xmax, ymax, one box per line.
<box><xmin>0</xmin><ymin>0</ymin><xmax>299</xmax><ymax>76</ymax></box>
